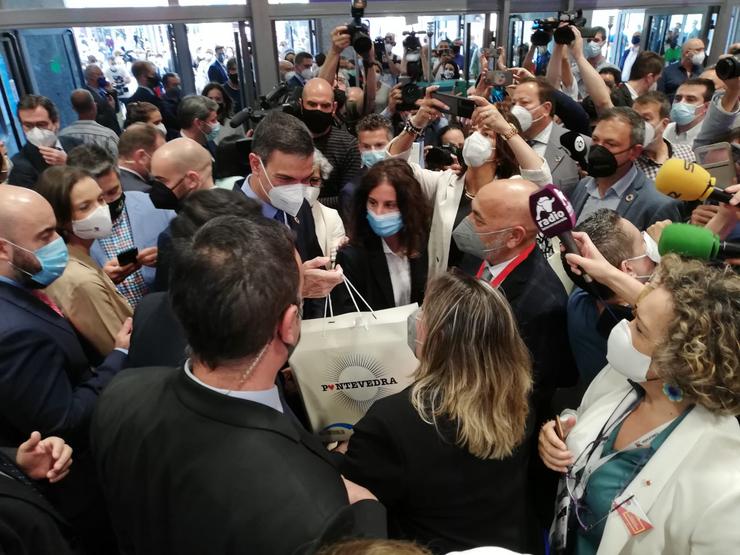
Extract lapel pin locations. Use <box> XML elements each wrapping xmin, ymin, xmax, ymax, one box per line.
<box><xmin>643</xmin><ymin>479</ymin><xmax>652</xmax><ymax>486</ymax></box>
<box><xmin>625</xmin><ymin>193</ymin><xmax>635</xmax><ymax>203</ymax></box>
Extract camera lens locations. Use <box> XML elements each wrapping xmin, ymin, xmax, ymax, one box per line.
<box><xmin>531</xmin><ymin>29</ymin><xmax>552</xmax><ymax>47</ymax></box>
<box><xmin>554</xmin><ymin>26</ymin><xmax>575</xmax><ymax>45</ymax></box>
<box><xmin>352</xmin><ymin>32</ymin><xmax>372</xmax><ymax>55</ymax></box>
<box><xmin>716</xmin><ymin>55</ymin><xmax>740</xmax><ymax>81</ymax></box>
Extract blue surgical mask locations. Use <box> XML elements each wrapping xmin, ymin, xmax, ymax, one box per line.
<box><xmin>584</xmin><ymin>41</ymin><xmax>602</xmax><ymax>58</ymax></box>
<box><xmin>361</xmin><ymin>149</ymin><xmax>388</xmax><ymax>168</ymax></box>
<box><xmin>204</xmin><ymin>122</ymin><xmax>221</xmax><ymax>142</ymax></box>
<box><xmin>4</xmin><ymin>236</ymin><xmax>69</xmax><ymax>288</ymax></box>
<box><xmin>367</xmin><ymin>210</ymin><xmax>403</xmax><ymax>237</ymax></box>
<box><xmin>670</xmin><ymin>102</ymin><xmax>698</xmax><ymax>125</ymax></box>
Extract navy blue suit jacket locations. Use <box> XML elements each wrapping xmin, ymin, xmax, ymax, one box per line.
<box><xmin>0</xmin><ymin>282</ymin><xmax>127</xmax><ymax>448</ymax></box>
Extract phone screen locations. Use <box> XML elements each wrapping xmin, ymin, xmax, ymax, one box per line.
<box><xmin>694</xmin><ymin>142</ymin><xmax>736</xmax><ymax>189</ymax></box>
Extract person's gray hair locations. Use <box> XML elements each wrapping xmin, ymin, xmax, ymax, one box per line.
<box><xmin>83</xmin><ymin>64</ymin><xmax>101</xmax><ymax>82</ymax></box>
<box><xmin>178</xmin><ymin>95</ymin><xmax>219</xmax><ymax>129</ymax></box>
<box><xmin>312</xmin><ymin>149</ymin><xmax>333</xmax><ymax>180</ymax></box>
<box><xmin>597</xmin><ymin>106</ymin><xmax>646</xmax><ymax>146</ymax></box>
<box><xmin>251</xmin><ymin>111</ymin><xmax>314</xmax><ymax>164</ymax></box>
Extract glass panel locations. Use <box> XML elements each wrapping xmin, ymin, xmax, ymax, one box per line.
<box><xmin>72</xmin><ymin>24</ymin><xmax>173</xmax><ymax>99</ymax></box>
<box><xmin>187</xmin><ymin>22</ymin><xmax>241</xmax><ymax>92</ymax></box>
<box><xmin>0</xmin><ymin>52</ymin><xmax>21</xmax><ymax>157</ymax></box>
<box><xmin>17</xmin><ymin>29</ymin><xmax>83</xmax><ymax>128</ymax></box>
<box><xmin>275</xmin><ymin>20</ymin><xmax>313</xmax><ymax>56</ymax></box>
<box><xmin>178</xmin><ymin>0</ymin><xmax>245</xmax><ymax>5</ymax></box>
<box><xmin>609</xmin><ymin>10</ymin><xmax>644</xmax><ymax>68</ymax></box>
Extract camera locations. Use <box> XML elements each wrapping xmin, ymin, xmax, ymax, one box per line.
<box><xmin>347</xmin><ymin>0</ymin><xmax>372</xmax><ymax>56</ymax></box>
<box><xmin>402</xmin><ymin>30</ymin><xmax>422</xmax><ymax>52</ymax></box>
<box><xmin>532</xmin><ymin>10</ymin><xmax>595</xmax><ymax>46</ymax></box>
<box><xmin>374</xmin><ymin>37</ymin><xmax>386</xmax><ymax>64</ymax></box>
<box><xmin>398</xmin><ymin>81</ymin><xmax>426</xmax><ymax>112</ymax></box>
<box><xmin>716</xmin><ymin>55</ymin><xmax>740</xmax><ymax>80</ymax></box>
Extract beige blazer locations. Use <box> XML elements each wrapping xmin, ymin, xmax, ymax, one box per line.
<box><xmin>46</xmin><ymin>244</ymin><xmax>132</xmax><ymax>356</ymax></box>
<box><xmin>564</xmin><ymin>366</ymin><xmax>740</xmax><ymax>555</ymax></box>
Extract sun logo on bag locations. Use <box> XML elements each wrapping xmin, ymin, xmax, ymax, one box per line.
<box><xmin>320</xmin><ymin>353</ymin><xmax>399</xmax><ymax>413</ymax></box>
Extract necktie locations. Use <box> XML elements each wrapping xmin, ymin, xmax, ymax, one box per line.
<box><xmin>31</xmin><ymin>290</ymin><xmax>64</xmax><ymax>317</ymax></box>
<box><xmin>273</xmin><ymin>209</ymin><xmax>286</xmax><ymax>224</ymax></box>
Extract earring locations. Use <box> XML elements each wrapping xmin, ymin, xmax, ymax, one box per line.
<box><xmin>662</xmin><ymin>383</ymin><xmax>684</xmax><ymax>403</ymax></box>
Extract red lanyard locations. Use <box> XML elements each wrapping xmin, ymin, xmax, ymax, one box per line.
<box><xmin>476</xmin><ymin>243</ymin><xmax>536</xmax><ymax>287</ymax></box>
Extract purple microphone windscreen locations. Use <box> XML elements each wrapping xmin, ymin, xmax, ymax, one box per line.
<box><xmin>529</xmin><ymin>185</ymin><xmax>577</xmax><ymax>238</ymax></box>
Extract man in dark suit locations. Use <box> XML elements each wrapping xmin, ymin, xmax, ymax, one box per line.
<box><xmin>117</xmin><ymin>121</ymin><xmax>166</xmax><ymax>194</ymax></box>
<box><xmin>125</xmin><ymin>61</ymin><xmax>163</xmax><ymax>110</ymax></box>
<box><xmin>463</xmin><ymin>179</ymin><xmax>575</xmax><ymax>416</ymax></box>
<box><xmin>207</xmin><ymin>46</ymin><xmax>228</xmax><ymax>84</ymax></box>
<box><xmin>91</xmin><ymin>214</ymin><xmax>386</xmax><ymax>554</ymax></box>
<box><xmin>234</xmin><ymin>110</ymin><xmax>344</xmax><ymax>312</ymax></box>
<box><xmin>0</xmin><ymin>184</ymin><xmax>130</xmax><ymax>552</ymax></box>
<box><xmin>568</xmin><ymin>106</ymin><xmax>682</xmax><ymax>231</ymax></box>
<box><xmin>83</xmin><ymin>64</ymin><xmax>122</xmax><ymax>135</ymax></box>
<box><xmin>7</xmin><ymin>95</ymin><xmax>83</xmax><ymax>189</ymax></box>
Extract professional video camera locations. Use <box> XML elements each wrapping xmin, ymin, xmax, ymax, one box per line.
<box><xmin>531</xmin><ymin>10</ymin><xmax>597</xmax><ymax>46</ymax></box>
<box><xmin>402</xmin><ymin>29</ymin><xmax>422</xmax><ymax>52</ymax></box>
<box><xmin>346</xmin><ymin>0</ymin><xmax>372</xmax><ymax>56</ymax></box>
<box><xmin>374</xmin><ymin>36</ymin><xmax>386</xmax><ymax>64</ymax></box>
<box><xmin>717</xmin><ymin>55</ymin><xmax>740</xmax><ymax>80</ymax></box>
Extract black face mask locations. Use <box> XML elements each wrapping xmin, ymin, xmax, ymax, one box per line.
<box><xmin>228</xmin><ymin>73</ymin><xmax>239</xmax><ymax>84</ymax></box>
<box><xmin>166</xmin><ymin>86</ymin><xmax>181</xmax><ymax>99</ymax></box>
<box><xmin>301</xmin><ymin>108</ymin><xmax>334</xmax><ymax>135</ymax></box>
<box><xmin>108</xmin><ymin>192</ymin><xmax>126</xmax><ymax>222</ymax></box>
<box><xmin>587</xmin><ymin>145</ymin><xmax>631</xmax><ymax>178</ymax></box>
<box><xmin>149</xmin><ymin>179</ymin><xmax>180</xmax><ymax>211</ymax></box>
<box><xmin>147</xmin><ymin>75</ymin><xmax>161</xmax><ymax>89</ymax></box>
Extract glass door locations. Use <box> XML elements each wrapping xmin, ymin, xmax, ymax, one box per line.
<box><xmin>644</xmin><ymin>9</ymin><xmax>709</xmax><ymax>62</ymax></box>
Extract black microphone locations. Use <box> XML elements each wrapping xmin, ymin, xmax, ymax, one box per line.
<box><xmin>229</xmin><ymin>107</ymin><xmax>253</xmax><ymax>129</ymax></box>
<box><xmin>559</xmin><ymin>131</ymin><xmax>589</xmax><ymax>168</ymax></box>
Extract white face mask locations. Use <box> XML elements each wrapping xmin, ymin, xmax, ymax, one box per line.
<box><xmin>258</xmin><ymin>158</ymin><xmax>306</xmax><ymax>217</ymax></box>
<box><xmin>25</xmin><ymin>127</ymin><xmax>57</xmax><ymax>148</ymax></box>
<box><xmin>71</xmin><ymin>204</ymin><xmax>113</xmax><ymax>240</ymax></box>
<box><xmin>385</xmin><ymin>43</ymin><xmax>393</xmax><ymax>54</ymax></box>
<box><xmin>643</xmin><ymin>121</ymin><xmax>655</xmax><ymax>147</ymax></box>
<box><xmin>691</xmin><ymin>52</ymin><xmax>706</xmax><ymax>66</ymax></box>
<box><xmin>462</xmin><ymin>131</ymin><xmax>494</xmax><ymax>168</ymax></box>
<box><xmin>304</xmin><ymin>186</ymin><xmax>321</xmax><ymax>207</ymax></box>
<box><xmin>300</xmin><ymin>67</ymin><xmax>315</xmax><ymax>80</ymax></box>
<box><xmin>155</xmin><ymin>123</ymin><xmax>167</xmax><ymax>135</ymax></box>
<box><xmin>511</xmin><ymin>104</ymin><xmax>544</xmax><ymax>133</ymax></box>
<box><xmin>642</xmin><ymin>231</ymin><xmax>661</xmax><ymax>263</ymax></box>
<box><xmin>606</xmin><ymin>319</ymin><xmax>653</xmax><ymax>382</ymax></box>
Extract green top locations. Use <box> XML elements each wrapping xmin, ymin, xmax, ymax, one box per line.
<box><xmin>665</xmin><ymin>47</ymin><xmax>682</xmax><ymax>64</ymax></box>
<box><xmin>573</xmin><ymin>407</ymin><xmax>692</xmax><ymax>555</ymax></box>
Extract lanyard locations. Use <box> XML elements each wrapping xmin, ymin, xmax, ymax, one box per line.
<box><xmin>476</xmin><ymin>242</ymin><xmax>536</xmax><ymax>287</ymax></box>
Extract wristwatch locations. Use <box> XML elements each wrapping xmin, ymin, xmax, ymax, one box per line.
<box><xmin>500</xmin><ymin>123</ymin><xmax>519</xmax><ymax>142</ymax></box>
<box><xmin>403</xmin><ymin>119</ymin><xmax>425</xmax><ymax>138</ymax></box>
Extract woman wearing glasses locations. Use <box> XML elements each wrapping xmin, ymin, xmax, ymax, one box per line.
<box><xmin>540</xmin><ymin>233</ymin><xmax>740</xmax><ymax>554</ymax></box>
<box><xmin>341</xmin><ymin>271</ymin><xmax>538</xmax><ymax>553</ymax></box>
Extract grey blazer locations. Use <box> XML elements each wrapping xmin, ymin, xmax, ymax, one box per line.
<box><xmin>570</xmin><ymin>167</ymin><xmax>684</xmax><ymax>231</ymax></box>
<box><xmin>544</xmin><ymin>123</ymin><xmax>584</xmax><ymax>197</ymax></box>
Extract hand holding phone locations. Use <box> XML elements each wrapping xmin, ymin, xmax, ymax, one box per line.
<box><xmin>117</xmin><ymin>247</ymin><xmax>139</xmax><ymax>267</ymax></box>
<box><xmin>430</xmin><ymin>91</ymin><xmax>475</xmax><ymax>119</ymax></box>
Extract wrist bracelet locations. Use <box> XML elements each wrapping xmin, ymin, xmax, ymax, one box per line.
<box><xmin>404</xmin><ymin>120</ymin><xmax>425</xmax><ymax>138</ymax></box>
<box><xmin>500</xmin><ymin>123</ymin><xmax>519</xmax><ymax>142</ymax></box>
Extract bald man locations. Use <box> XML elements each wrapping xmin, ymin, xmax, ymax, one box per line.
<box><xmin>0</xmin><ymin>184</ymin><xmax>130</xmax><ymax>550</ymax></box>
<box><xmin>660</xmin><ymin>38</ymin><xmax>706</xmax><ymax>101</ymax></box>
<box><xmin>149</xmin><ymin>137</ymin><xmax>213</xmax><ymax>210</ymax></box>
<box><xmin>0</xmin><ymin>185</ymin><xmax>130</xmax><ymax>446</ymax></box>
<box><xmin>454</xmin><ymin>178</ymin><xmax>575</xmax><ymax>413</ymax></box>
<box><xmin>299</xmin><ymin>78</ymin><xmax>361</xmax><ymax>199</ymax></box>
<box><xmin>59</xmin><ymin>89</ymin><xmax>119</xmax><ymax>158</ymax></box>
<box><xmin>149</xmin><ymin>137</ymin><xmax>214</xmax><ymax>290</ymax></box>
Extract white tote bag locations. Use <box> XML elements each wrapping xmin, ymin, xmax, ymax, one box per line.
<box><xmin>289</xmin><ymin>277</ymin><xmax>419</xmax><ymax>441</ymax></box>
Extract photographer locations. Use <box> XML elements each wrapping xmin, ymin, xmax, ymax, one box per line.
<box><xmin>386</xmin><ymin>86</ymin><xmax>552</xmax><ymax>278</ymax></box>
<box><xmin>377</xmin><ymin>33</ymin><xmax>401</xmax><ymax>87</ymax></box>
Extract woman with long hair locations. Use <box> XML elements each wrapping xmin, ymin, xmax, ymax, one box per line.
<box><xmin>332</xmin><ymin>158</ymin><xmax>430</xmax><ymax>312</ymax></box>
<box><xmin>202</xmin><ymin>82</ymin><xmax>242</xmax><ymax>143</ymax></box>
<box><xmin>541</xmin><ymin>238</ymin><xmax>740</xmax><ymax>554</ymax></box>
<box><xmin>36</xmin><ymin>166</ymin><xmax>132</xmax><ymax>359</ymax></box>
<box><xmin>341</xmin><ymin>271</ymin><xmax>538</xmax><ymax>554</ymax></box>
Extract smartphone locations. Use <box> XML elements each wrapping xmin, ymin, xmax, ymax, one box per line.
<box><xmin>117</xmin><ymin>247</ymin><xmax>139</xmax><ymax>267</ymax></box>
<box><xmin>554</xmin><ymin>415</ymin><xmax>565</xmax><ymax>441</ymax></box>
<box><xmin>694</xmin><ymin>142</ymin><xmax>736</xmax><ymax>189</ymax></box>
<box><xmin>430</xmin><ymin>91</ymin><xmax>476</xmax><ymax>119</ymax></box>
<box><xmin>486</xmin><ymin>69</ymin><xmax>514</xmax><ymax>87</ymax></box>
<box><xmin>453</xmin><ymin>79</ymin><xmax>469</xmax><ymax>97</ymax></box>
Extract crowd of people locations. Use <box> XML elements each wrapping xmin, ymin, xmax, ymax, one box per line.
<box><xmin>0</xmin><ymin>18</ymin><xmax>739</xmax><ymax>555</ymax></box>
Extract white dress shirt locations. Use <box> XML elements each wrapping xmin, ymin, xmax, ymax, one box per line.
<box><xmin>528</xmin><ymin>121</ymin><xmax>554</xmax><ymax>158</ymax></box>
<box><xmin>481</xmin><ymin>256</ymin><xmax>516</xmax><ymax>283</ymax></box>
<box><xmin>382</xmin><ymin>239</ymin><xmax>411</xmax><ymax>307</ymax></box>
<box><xmin>184</xmin><ymin>360</ymin><xmax>284</xmax><ymax>413</ymax></box>
<box><xmin>663</xmin><ymin>119</ymin><xmax>704</xmax><ymax>147</ymax></box>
